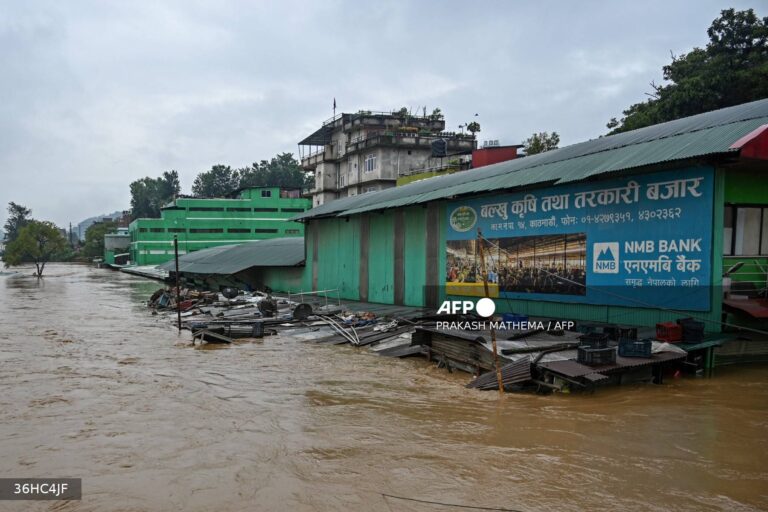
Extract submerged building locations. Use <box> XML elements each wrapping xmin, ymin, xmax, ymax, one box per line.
<box><xmin>268</xmin><ymin>99</ymin><xmax>767</xmax><ymax>337</ymax></box>
<box><xmin>129</xmin><ymin>187</ymin><xmax>310</xmax><ymax>266</ymax></box>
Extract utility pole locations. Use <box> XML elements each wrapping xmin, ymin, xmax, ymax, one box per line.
<box><xmin>174</xmin><ymin>236</ymin><xmax>181</xmax><ymax>332</ymax></box>
<box><xmin>477</xmin><ymin>228</ymin><xmax>504</xmax><ymax>395</ymax></box>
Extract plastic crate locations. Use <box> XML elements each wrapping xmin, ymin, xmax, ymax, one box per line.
<box><xmin>603</xmin><ymin>326</ymin><xmax>638</xmax><ymax>341</ymax></box>
<box><xmin>577</xmin><ymin>346</ymin><xmax>616</xmax><ymax>366</ymax></box>
<box><xmin>677</xmin><ymin>318</ymin><xmax>705</xmax><ymax>342</ymax></box>
<box><xmin>656</xmin><ymin>322</ymin><xmax>683</xmax><ymax>343</ymax></box>
<box><xmin>618</xmin><ymin>338</ymin><xmax>652</xmax><ymax>358</ymax></box>
<box><xmin>577</xmin><ymin>323</ymin><xmax>602</xmax><ymax>335</ymax></box>
<box><xmin>578</xmin><ymin>332</ymin><xmax>609</xmax><ymax>349</ymax></box>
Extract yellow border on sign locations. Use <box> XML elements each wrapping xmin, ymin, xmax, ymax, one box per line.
<box><xmin>445</xmin><ymin>282</ymin><xmax>499</xmax><ymax>298</ymax></box>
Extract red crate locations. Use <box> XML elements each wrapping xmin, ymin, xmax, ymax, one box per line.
<box><xmin>656</xmin><ymin>322</ymin><xmax>682</xmax><ymax>343</ymax></box>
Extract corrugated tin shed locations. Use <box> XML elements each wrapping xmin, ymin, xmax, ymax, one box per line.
<box><xmin>294</xmin><ymin>99</ymin><xmax>768</xmax><ymax>220</ymax></box>
<box><xmin>158</xmin><ymin>237</ymin><xmax>304</xmax><ymax>275</ymax></box>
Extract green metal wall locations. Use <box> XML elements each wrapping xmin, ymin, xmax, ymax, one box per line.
<box><xmin>298</xmin><ymin>217</ymin><xmax>361</xmax><ymax>299</ymax></box>
<box><xmin>403</xmin><ymin>207</ymin><xmax>427</xmax><ymax>306</ymax></box>
<box><xmin>368</xmin><ymin>214</ymin><xmax>394</xmax><ymax>303</ymax></box>
<box><xmin>291</xmin><ymin>166</ymin><xmax>733</xmax><ymax>332</ymax></box>
<box><xmin>724</xmin><ymin>168</ymin><xmax>768</xmax><ymax>203</ymax></box>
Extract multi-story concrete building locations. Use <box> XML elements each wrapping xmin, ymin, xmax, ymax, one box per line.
<box><xmin>128</xmin><ymin>187</ymin><xmax>310</xmax><ymax>266</ymax></box>
<box><xmin>299</xmin><ymin>110</ymin><xmax>477</xmax><ymax>206</ymax></box>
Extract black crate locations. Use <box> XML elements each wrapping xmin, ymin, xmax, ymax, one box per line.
<box><xmin>578</xmin><ymin>332</ymin><xmax>609</xmax><ymax>349</ymax></box>
<box><xmin>677</xmin><ymin>318</ymin><xmax>705</xmax><ymax>342</ymax></box>
<box><xmin>618</xmin><ymin>338</ymin><xmax>652</xmax><ymax>358</ymax></box>
<box><xmin>603</xmin><ymin>326</ymin><xmax>639</xmax><ymax>341</ymax></box>
<box><xmin>577</xmin><ymin>346</ymin><xmax>616</xmax><ymax>366</ymax></box>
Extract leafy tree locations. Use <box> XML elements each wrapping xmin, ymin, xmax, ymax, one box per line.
<box><xmin>3</xmin><ymin>220</ymin><xmax>68</xmax><ymax>277</ymax></box>
<box><xmin>523</xmin><ymin>131</ymin><xmax>560</xmax><ymax>155</ymax></box>
<box><xmin>191</xmin><ymin>165</ymin><xmax>240</xmax><ymax>198</ymax></box>
<box><xmin>83</xmin><ymin>220</ymin><xmax>117</xmax><ymax>258</ymax></box>
<box><xmin>130</xmin><ymin>171</ymin><xmax>181</xmax><ymax>219</ymax></box>
<box><xmin>238</xmin><ymin>153</ymin><xmax>311</xmax><ymax>190</ymax></box>
<box><xmin>3</xmin><ymin>202</ymin><xmax>32</xmax><ymax>243</ymax></box>
<box><xmin>608</xmin><ymin>8</ymin><xmax>768</xmax><ymax>134</ymax></box>
<box><xmin>467</xmin><ymin>121</ymin><xmax>481</xmax><ymax>135</ymax></box>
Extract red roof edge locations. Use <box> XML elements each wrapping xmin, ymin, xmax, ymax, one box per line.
<box><xmin>730</xmin><ymin>124</ymin><xmax>768</xmax><ymax>160</ymax></box>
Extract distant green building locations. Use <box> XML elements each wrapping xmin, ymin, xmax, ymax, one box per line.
<box><xmin>129</xmin><ymin>187</ymin><xmax>310</xmax><ymax>266</ymax></box>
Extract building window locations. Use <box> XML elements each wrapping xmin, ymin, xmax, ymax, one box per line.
<box><xmin>168</xmin><ymin>228</ymin><xmax>185</xmax><ymax>233</ymax></box>
<box><xmin>149</xmin><ymin>228</ymin><xmax>165</xmax><ymax>233</ymax></box>
<box><xmin>281</xmin><ymin>208</ymin><xmax>305</xmax><ymax>213</ymax></box>
<box><xmin>139</xmin><ymin>228</ymin><xmax>148</xmax><ymax>233</ymax></box>
<box><xmin>261</xmin><ymin>190</ymin><xmax>272</xmax><ymax>197</ymax></box>
<box><xmin>253</xmin><ymin>207</ymin><xmax>278</xmax><ymax>212</ymax></box>
<box><xmin>189</xmin><ymin>207</ymin><xmax>224</xmax><ymax>212</ymax></box>
<box><xmin>363</xmin><ymin>186</ymin><xmax>377</xmax><ymax>194</ymax></box>
<box><xmin>227</xmin><ymin>228</ymin><xmax>250</xmax><ymax>233</ymax></box>
<box><xmin>285</xmin><ymin>229</ymin><xmax>300</xmax><ymax>235</ymax></box>
<box><xmin>340</xmin><ymin>173</ymin><xmax>346</xmax><ymax>187</ymax></box>
<box><xmin>190</xmin><ymin>228</ymin><xmax>224</xmax><ymax>233</ymax></box>
<box><xmin>364</xmin><ymin>154</ymin><xmax>377</xmax><ymax>173</ymax></box>
<box><xmin>725</xmin><ymin>205</ymin><xmax>768</xmax><ymax>256</ymax></box>
<box><xmin>254</xmin><ymin>228</ymin><xmax>278</xmax><ymax>233</ymax></box>
<box><xmin>227</xmin><ymin>207</ymin><xmax>252</xmax><ymax>212</ymax></box>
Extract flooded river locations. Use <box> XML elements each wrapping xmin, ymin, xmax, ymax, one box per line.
<box><xmin>1</xmin><ymin>263</ymin><xmax>767</xmax><ymax>511</ymax></box>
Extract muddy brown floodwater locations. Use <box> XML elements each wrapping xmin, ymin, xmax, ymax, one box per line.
<box><xmin>1</xmin><ymin>263</ymin><xmax>767</xmax><ymax>511</ymax></box>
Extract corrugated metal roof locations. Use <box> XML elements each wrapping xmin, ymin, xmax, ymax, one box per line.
<box><xmin>538</xmin><ymin>351</ymin><xmax>686</xmax><ymax>378</ymax></box>
<box><xmin>294</xmin><ymin>99</ymin><xmax>768</xmax><ymax>220</ymax></box>
<box><xmin>158</xmin><ymin>237</ymin><xmax>305</xmax><ymax>275</ymax></box>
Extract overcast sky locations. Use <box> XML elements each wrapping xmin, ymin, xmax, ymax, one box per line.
<box><xmin>0</xmin><ymin>0</ymin><xmax>758</xmax><ymax>228</ymax></box>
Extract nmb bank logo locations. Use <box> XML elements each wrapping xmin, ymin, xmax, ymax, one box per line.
<box><xmin>437</xmin><ymin>297</ymin><xmax>496</xmax><ymax>317</ymax></box>
<box><xmin>593</xmin><ymin>242</ymin><xmax>619</xmax><ymax>274</ymax></box>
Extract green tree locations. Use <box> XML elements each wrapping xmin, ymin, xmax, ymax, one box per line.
<box><xmin>523</xmin><ymin>131</ymin><xmax>560</xmax><ymax>155</ymax></box>
<box><xmin>130</xmin><ymin>171</ymin><xmax>181</xmax><ymax>219</ymax></box>
<box><xmin>466</xmin><ymin>121</ymin><xmax>481</xmax><ymax>135</ymax></box>
<box><xmin>3</xmin><ymin>202</ymin><xmax>32</xmax><ymax>243</ymax></box>
<box><xmin>191</xmin><ymin>165</ymin><xmax>239</xmax><ymax>197</ymax></box>
<box><xmin>83</xmin><ymin>220</ymin><xmax>117</xmax><ymax>258</ymax></box>
<box><xmin>4</xmin><ymin>220</ymin><xmax>68</xmax><ymax>277</ymax></box>
<box><xmin>238</xmin><ymin>153</ymin><xmax>311</xmax><ymax>190</ymax></box>
<box><xmin>608</xmin><ymin>8</ymin><xmax>768</xmax><ymax>134</ymax></box>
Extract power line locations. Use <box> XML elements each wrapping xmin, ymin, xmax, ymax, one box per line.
<box><xmin>382</xmin><ymin>493</ymin><xmax>525</xmax><ymax>512</ymax></box>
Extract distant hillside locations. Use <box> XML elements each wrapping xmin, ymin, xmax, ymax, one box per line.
<box><xmin>76</xmin><ymin>211</ymin><xmax>123</xmax><ymax>240</ymax></box>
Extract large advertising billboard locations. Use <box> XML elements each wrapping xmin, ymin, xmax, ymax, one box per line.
<box><xmin>445</xmin><ymin>167</ymin><xmax>714</xmax><ymax>311</ymax></box>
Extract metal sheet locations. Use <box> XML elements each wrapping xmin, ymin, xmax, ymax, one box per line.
<box><xmin>311</xmin><ymin>223</ymin><xmax>318</xmax><ymax>291</ymax></box>
<box><xmin>393</xmin><ymin>210</ymin><xmax>405</xmax><ymax>306</ymax></box>
<box><xmin>359</xmin><ymin>215</ymin><xmax>369</xmax><ymax>302</ymax></box>
<box><xmin>158</xmin><ymin>238</ymin><xmax>304</xmax><ymax>275</ymax></box>
<box><xmin>539</xmin><ymin>351</ymin><xmax>687</xmax><ymax>377</ymax></box>
<box><xmin>425</xmin><ymin>203</ymin><xmax>440</xmax><ymax>308</ymax></box>
<box><xmin>292</xmin><ymin>99</ymin><xmax>768</xmax><ymax>221</ymax></box>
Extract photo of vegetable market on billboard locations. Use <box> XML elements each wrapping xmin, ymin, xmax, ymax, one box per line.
<box><xmin>447</xmin><ymin>233</ymin><xmax>587</xmax><ymax>296</ymax></box>
<box><xmin>445</xmin><ymin>167</ymin><xmax>714</xmax><ymax>311</ymax></box>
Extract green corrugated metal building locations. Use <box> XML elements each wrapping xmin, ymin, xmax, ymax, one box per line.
<box><xmin>275</xmin><ymin>99</ymin><xmax>768</xmax><ymax>333</ymax></box>
<box><xmin>129</xmin><ymin>187</ymin><xmax>310</xmax><ymax>266</ymax></box>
